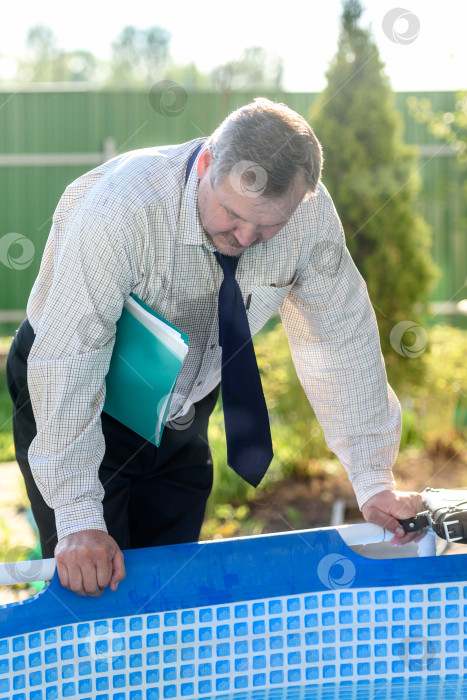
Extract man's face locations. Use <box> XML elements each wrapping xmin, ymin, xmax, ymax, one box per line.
<box><xmin>197</xmin><ymin>149</ymin><xmax>307</xmax><ymax>257</ymax></box>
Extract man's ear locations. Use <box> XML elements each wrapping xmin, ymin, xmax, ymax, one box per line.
<box><xmin>196</xmin><ymin>148</ymin><xmax>213</xmax><ymax>178</ymax></box>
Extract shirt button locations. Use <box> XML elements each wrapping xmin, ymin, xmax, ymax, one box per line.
<box><xmin>210</xmin><ymin>344</ymin><xmax>216</xmax><ymax>349</ymax></box>
<box><xmin>197</xmin><ymin>381</ymin><xmax>202</xmax><ymax>387</ymax></box>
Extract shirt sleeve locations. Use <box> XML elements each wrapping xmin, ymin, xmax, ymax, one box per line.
<box><xmin>27</xmin><ymin>205</ymin><xmax>135</xmax><ymax>541</ymax></box>
<box><xmin>280</xmin><ymin>197</ymin><xmax>400</xmax><ymax>509</ymax></box>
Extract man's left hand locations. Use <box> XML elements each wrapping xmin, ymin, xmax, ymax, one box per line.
<box><xmin>361</xmin><ymin>490</ymin><xmax>426</xmax><ymax>546</ymax></box>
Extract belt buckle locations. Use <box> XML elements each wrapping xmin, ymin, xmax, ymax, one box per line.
<box><xmin>442</xmin><ymin>519</ymin><xmax>463</xmax><ymax>542</ymax></box>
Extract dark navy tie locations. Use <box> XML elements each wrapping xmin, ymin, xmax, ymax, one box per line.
<box><xmin>214</xmin><ymin>251</ymin><xmax>273</xmax><ymax>486</ymax></box>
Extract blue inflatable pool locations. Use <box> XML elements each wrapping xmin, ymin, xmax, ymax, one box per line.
<box><xmin>0</xmin><ymin>527</ymin><xmax>466</xmax><ymax>699</ymax></box>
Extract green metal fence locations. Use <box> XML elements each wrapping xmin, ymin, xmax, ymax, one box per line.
<box><xmin>395</xmin><ymin>91</ymin><xmax>466</xmax><ymax>328</ymax></box>
<box><xmin>0</xmin><ymin>89</ymin><xmax>465</xmax><ymax>332</ymax></box>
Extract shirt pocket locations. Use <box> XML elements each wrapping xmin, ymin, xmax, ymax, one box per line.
<box><xmin>247</xmin><ymin>283</ymin><xmax>294</xmax><ymax>334</ymax></box>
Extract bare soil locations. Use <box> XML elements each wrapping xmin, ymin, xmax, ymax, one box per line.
<box><xmin>236</xmin><ymin>445</ymin><xmax>467</xmax><ymax>535</ymax></box>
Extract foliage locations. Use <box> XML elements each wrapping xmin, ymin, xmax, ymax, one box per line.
<box><xmin>2</xmin><ymin>321</ymin><xmax>465</xmax><ymax>541</ymax></box>
<box><xmin>310</xmin><ymin>0</ymin><xmax>438</xmax><ymax>393</ymax></box>
<box><xmin>0</xmin><ymin>518</ymin><xmax>33</xmax><ymax>602</ymax></box>
<box><xmin>408</xmin><ymin>92</ymin><xmax>467</xmax><ymax>167</ymax></box>
<box><xmin>401</xmin><ymin>324</ymin><xmax>467</xmax><ymax>451</ymax></box>
<box><xmin>108</xmin><ymin>25</ymin><xmax>171</xmax><ymax>86</ymax></box>
<box><xmin>0</xmin><ymin>366</ymin><xmax>15</xmax><ymax>463</ymax></box>
<box><xmin>0</xmin><ymin>473</ymin><xmax>40</xmax><ymax>602</ymax></box>
<box><xmin>4</xmin><ymin>23</ymin><xmax>284</xmax><ymax>93</ymax></box>
<box><xmin>206</xmin><ymin>320</ymin><xmax>466</xmax><ymax>516</ymax></box>
<box><xmin>210</xmin><ymin>47</ymin><xmax>284</xmax><ymax>94</ymax></box>
<box><xmin>165</xmin><ymin>62</ymin><xmax>211</xmax><ymax>91</ymax></box>
<box><xmin>15</xmin><ymin>25</ymin><xmax>98</xmax><ymax>82</ymax></box>
<box><xmin>200</xmin><ymin>503</ymin><xmax>265</xmax><ymax>541</ymax></box>
<box><xmin>407</xmin><ymin>91</ymin><xmax>467</xmax><ymax>254</ymax></box>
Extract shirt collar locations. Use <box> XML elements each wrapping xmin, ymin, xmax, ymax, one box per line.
<box><xmin>178</xmin><ymin>151</ymin><xmax>216</xmax><ymax>251</ymax></box>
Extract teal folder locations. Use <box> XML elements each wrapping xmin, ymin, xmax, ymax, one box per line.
<box><xmin>103</xmin><ymin>293</ymin><xmax>189</xmax><ymax>446</ymax></box>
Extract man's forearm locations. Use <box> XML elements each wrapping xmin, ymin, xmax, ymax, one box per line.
<box><xmin>28</xmin><ymin>351</ymin><xmax>109</xmax><ymax>540</ymax></box>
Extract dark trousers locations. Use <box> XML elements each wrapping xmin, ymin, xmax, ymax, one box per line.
<box><xmin>6</xmin><ymin>319</ymin><xmax>219</xmax><ymax>559</ymax></box>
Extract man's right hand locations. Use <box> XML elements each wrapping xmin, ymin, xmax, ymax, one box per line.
<box><xmin>54</xmin><ymin>529</ymin><xmax>126</xmax><ymax>597</ymax></box>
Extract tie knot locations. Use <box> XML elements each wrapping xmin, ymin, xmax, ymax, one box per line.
<box><xmin>213</xmin><ymin>251</ymin><xmax>239</xmax><ymax>278</ymax></box>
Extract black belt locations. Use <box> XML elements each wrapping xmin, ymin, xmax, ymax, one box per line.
<box><xmin>399</xmin><ymin>494</ymin><xmax>467</xmax><ymax>543</ymax></box>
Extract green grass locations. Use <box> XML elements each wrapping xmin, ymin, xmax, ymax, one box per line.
<box><xmin>0</xmin><ymin>336</ymin><xmax>13</xmax><ymax>354</ymax></box>
<box><xmin>0</xmin><ymin>366</ymin><xmax>15</xmax><ymax>462</ymax></box>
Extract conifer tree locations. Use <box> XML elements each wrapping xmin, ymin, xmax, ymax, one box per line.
<box><xmin>311</xmin><ymin>0</ymin><xmax>438</xmax><ymax>389</ymax></box>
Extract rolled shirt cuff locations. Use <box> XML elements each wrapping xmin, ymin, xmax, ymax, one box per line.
<box><xmin>351</xmin><ymin>469</ymin><xmax>397</xmax><ymax>511</ymax></box>
<box><xmin>54</xmin><ymin>500</ymin><xmax>108</xmax><ymax>541</ymax></box>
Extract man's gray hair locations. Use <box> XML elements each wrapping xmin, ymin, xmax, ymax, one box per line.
<box><xmin>205</xmin><ymin>97</ymin><xmax>323</xmax><ymax>199</ymax></box>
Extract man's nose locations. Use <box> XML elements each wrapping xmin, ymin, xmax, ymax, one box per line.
<box><xmin>233</xmin><ymin>223</ymin><xmax>259</xmax><ymax>247</ymax></box>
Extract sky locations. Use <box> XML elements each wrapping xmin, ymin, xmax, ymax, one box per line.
<box><xmin>0</xmin><ymin>0</ymin><xmax>466</xmax><ymax>92</ymax></box>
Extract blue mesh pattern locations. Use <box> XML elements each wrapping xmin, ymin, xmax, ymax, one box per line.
<box><xmin>1</xmin><ymin>581</ymin><xmax>467</xmax><ymax>698</ymax></box>
<box><xmin>1</xmin><ymin>529</ymin><xmax>467</xmax><ymax>698</ymax></box>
